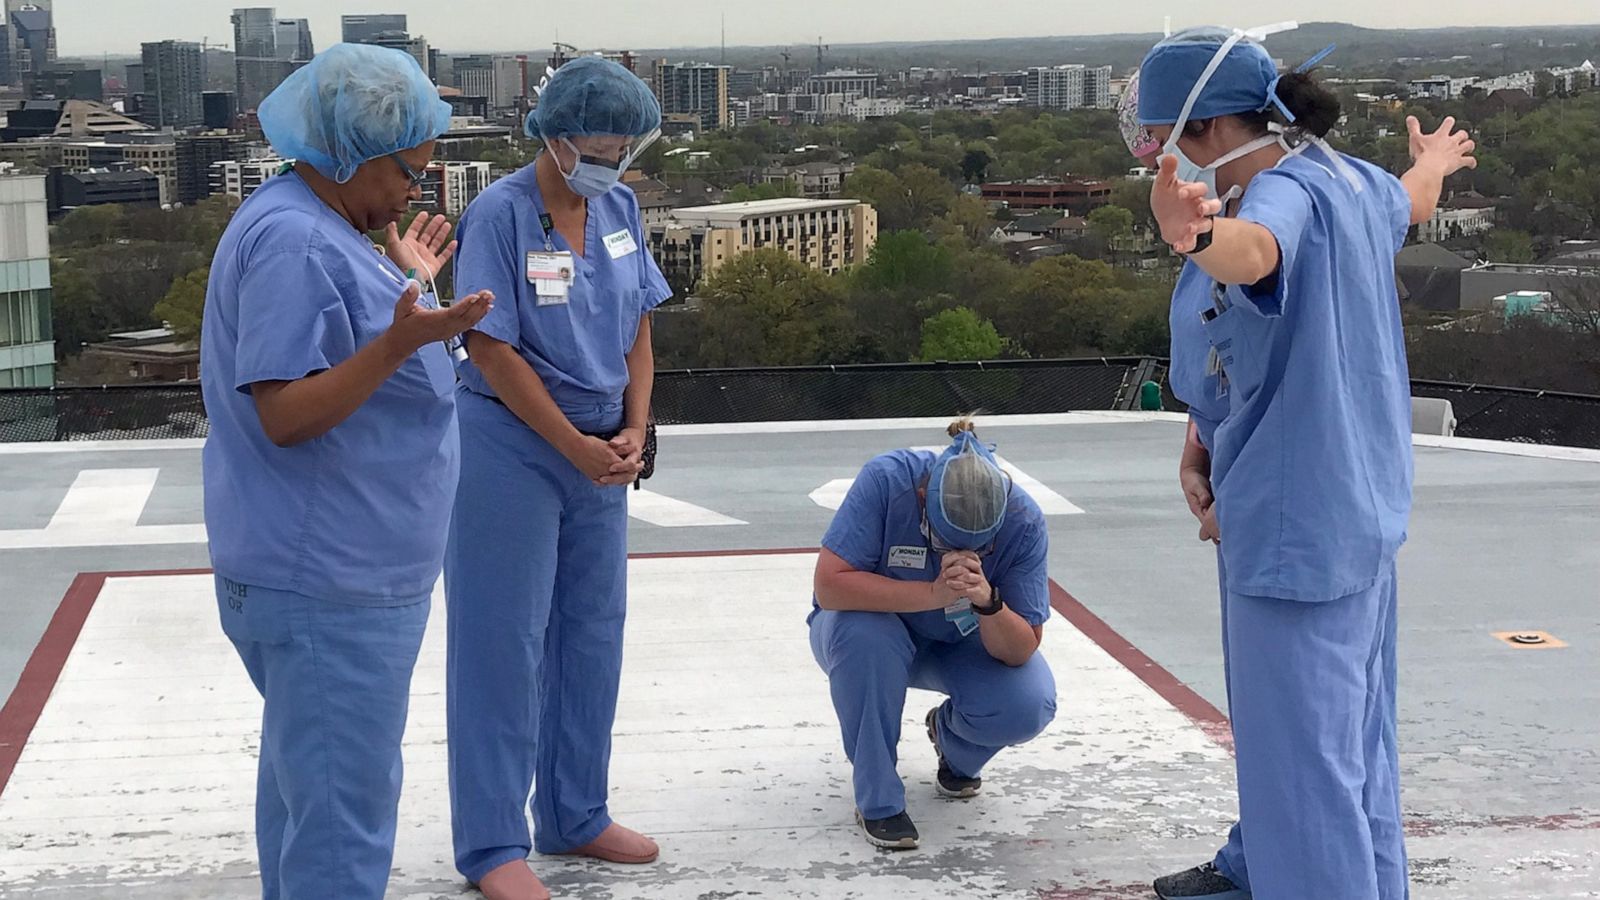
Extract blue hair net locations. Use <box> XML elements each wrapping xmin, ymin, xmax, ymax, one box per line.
<box><xmin>525</xmin><ymin>55</ymin><xmax>662</xmax><ymax>141</ymax></box>
<box><xmin>926</xmin><ymin>430</ymin><xmax>1009</xmax><ymax>551</ymax></box>
<box><xmin>1137</xmin><ymin>27</ymin><xmax>1280</xmax><ymax>126</ymax></box>
<box><xmin>259</xmin><ymin>43</ymin><xmax>453</xmax><ymax>184</ymax></box>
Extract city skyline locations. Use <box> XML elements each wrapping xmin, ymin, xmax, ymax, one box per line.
<box><xmin>53</xmin><ymin>1</ymin><xmax>1600</xmax><ymax>59</ymax></box>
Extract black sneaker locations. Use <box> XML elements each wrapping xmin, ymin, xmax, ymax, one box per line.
<box><xmin>926</xmin><ymin>704</ymin><xmax>982</xmax><ymax>798</ymax></box>
<box><xmin>1153</xmin><ymin>862</ymin><xmax>1250</xmax><ymax>899</ymax></box>
<box><xmin>855</xmin><ymin>809</ymin><xmax>919</xmax><ymax>850</ymax></box>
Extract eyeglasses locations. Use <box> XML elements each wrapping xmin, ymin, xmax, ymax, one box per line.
<box><xmin>390</xmin><ymin>153</ymin><xmax>428</xmax><ymax>188</ymax></box>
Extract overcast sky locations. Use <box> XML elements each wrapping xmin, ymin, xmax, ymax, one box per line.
<box><xmin>59</xmin><ymin>1</ymin><xmax>1600</xmax><ymax>57</ymax></box>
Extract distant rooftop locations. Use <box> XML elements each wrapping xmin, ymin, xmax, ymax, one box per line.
<box><xmin>672</xmin><ymin>197</ymin><xmax>860</xmax><ymax>221</ymax></box>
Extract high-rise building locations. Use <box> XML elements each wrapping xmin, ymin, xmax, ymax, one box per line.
<box><xmin>202</xmin><ymin>91</ymin><xmax>238</xmax><ymax>129</ymax></box>
<box><xmin>176</xmin><ymin>132</ymin><xmax>245</xmax><ymax>204</ymax></box>
<box><xmin>370</xmin><ymin>32</ymin><xmax>430</xmax><ymax>80</ymax></box>
<box><xmin>805</xmin><ymin>70</ymin><xmax>878</xmax><ymax>99</ymax></box>
<box><xmin>655</xmin><ymin>61</ymin><xmax>731</xmax><ymax>131</ymax></box>
<box><xmin>413</xmin><ymin>160</ymin><xmax>492</xmax><ymax>216</ymax></box>
<box><xmin>0</xmin><ymin>174</ymin><xmax>52</xmax><ymax>387</ymax></box>
<box><xmin>4</xmin><ymin>1</ymin><xmax>55</xmax><ymax>87</ymax></box>
<box><xmin>1026</xmin><ymin>65</ymin><xmax>1085</xmax><ymax>109</ymax></box>
<box><xmin>1026</xmin><ymin>64</ymin><xmax>1115</xmax><ymax>110</ymax></box>
<box><xmin>28</xmin><ymin>66</ymin><xmax>101</xmax><ymax>102</ymax></box>
<box><xmin>123</xmin><ymin>62</ymin><xmax>145</xmax><ymax>96</ymax></box>
<box><xmin>274</xmin><ymin>19</ymin><xmax>313</xmax><ymax>63</ymax></box>
<box><xmin>493</xmin><ymin>56</ymin><xmax>527</xmax><ymax>110</ymax></box>
<box><xmin>341</xmin><ymin>14</ymin><xmax>406</xmax><ymax>45</ymax></box>
<box><xmin>140</xmin><ymin>41</ymin><xmax>205</xmax><ymax>129</ymax></box>
<box><xmin>211</xmin><ymin>157</ymin><xmax>286</xmax><ymax>201</ymax></box>
<box><xmin>1083</xmin><ymin>65</ymin><xmax>1113</xmax><ymax>110</ymax></box>
<box><xmin>454</xmin><ymin>54</ymin><xmax>496</xmax><ymax>102</ymax></box>
<box><xmin>231</xmin><ymin>7</ymin><xmax>282</xmax><ymax>112</ymax></box>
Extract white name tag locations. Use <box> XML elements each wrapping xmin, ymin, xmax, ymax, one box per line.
<box><xmin>888</xmin><ymin>546</ymin><xmax>928</xmax><ymax>569</ymax></box>
<box><xmin>603</xmin><ymin>228</ymin><xmax>639</xmax><ymax>260</ymax></box>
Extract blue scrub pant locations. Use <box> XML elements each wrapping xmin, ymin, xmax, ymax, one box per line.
<box><xmin>216</xmin><ymin>576</ymin><xmax>429</xmax><ymax>900</ymax></box>
<box><xmin>809</xmin><ymin>609</ymin><xmax>1057</xmax><ymax>820</ymax></box>
<box><xmin>1212</xmin><ymin>560</ymin><xmax>1408</xmax><ymax>900</ymax></box>
<box><xmin>445</xmin><ymin>391</ymin><xmax>630</xmax><ymax>883</ymax></box>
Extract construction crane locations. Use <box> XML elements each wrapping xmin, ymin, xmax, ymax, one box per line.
<box><xmin>814</xmin><ymin>36</ymin><xmax>829</xmax><ymax>75</ymax></box>
<box><xmin>551</xmin><ymin>42</ymin><xmax>579</xmax><ymax>69</ymax></box>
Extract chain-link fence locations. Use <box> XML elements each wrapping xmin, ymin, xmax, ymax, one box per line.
<box><xmin>1410</xmin><ymin>380</ymin><xmax>1600</xmax><ymax>449</ymax></box>
<box><xmin>0</xmin><ymin>384</ymin><xmax>209</xmax><ymax>443</ymax></box>
<box><xmin>651</xmin><ymin>359</ymin><xmax>1155</xmax><ymax>424</ymax></box>
<box><xmin>3</xmin><ymin>361</ymin><xmax>1598</xmax><ymax>449</ymax></box>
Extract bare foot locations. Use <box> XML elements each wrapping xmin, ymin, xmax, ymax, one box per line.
<box><xmin>564</xmin><ymin>822</ymin><xmax>659</xmax><ymax>864</ymax></box>
<box><xmin>476</xmin><ymin>859</ymin><xmax>550</xmax><ymax>900</ymax></box>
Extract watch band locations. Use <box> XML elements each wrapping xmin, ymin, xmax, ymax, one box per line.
<box><xmin>974</xmin><ymin>587</ymin><xmax>1004</xmax><ymax>616</ymax></box>
<box><xmin>1189</xmin><ymin>217</ymin><xmax>1216</xmax><ymax>254</ymax></box>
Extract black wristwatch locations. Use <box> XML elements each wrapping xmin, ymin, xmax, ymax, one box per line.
<box><xmin>974</xmin><ymin>587</ymin><xmax>1004</xmax><ymax>616</ymax></box>
<box><xmin>1188</xmin><ymin>217</ymin><xmax>1216</xmax><ymax>254</ymax></box>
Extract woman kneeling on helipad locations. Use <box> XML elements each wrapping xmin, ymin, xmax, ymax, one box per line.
<box><xmin>809</xmin><ymin>417</ymin><xmax>1058</xmax><ymax>849</ymax></box>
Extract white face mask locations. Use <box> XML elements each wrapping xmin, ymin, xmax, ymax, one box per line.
<box><xmin>1166</xmin><ymin>133</ymin><xmax>1283</xmax><ymax>205</ymax></box>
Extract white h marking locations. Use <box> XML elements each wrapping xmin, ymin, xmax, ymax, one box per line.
<box><xmin>629</xmin><ymin>489</ymin><xmax>747</xmax><ymax>528</ymax></box>
<box><xmin>0</xmin><ymin>468</ymin><xmax>207</xmax><ymax>549</ymax></box>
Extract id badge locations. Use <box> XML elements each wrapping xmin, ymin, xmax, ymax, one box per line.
<box><xmin>944</xmin><ymin>596</ymin><xmax>979</xmax><ymax>635</ymax></box>
<box><xmin>527</xmin><ymin>251</ymin><xmax>574</xmax><ymax>305</ymax></box>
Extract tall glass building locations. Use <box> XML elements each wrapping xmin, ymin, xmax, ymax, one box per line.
<box><xmin>0</xmin><ymin>175</ymin><xmax>52</xmax><ymax>387</ymax></box>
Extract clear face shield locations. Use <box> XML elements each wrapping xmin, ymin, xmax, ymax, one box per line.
<box><xmin>553</xmin><ymin>128</ymin><xmax>661</xmax><ymax>198</ymax></box>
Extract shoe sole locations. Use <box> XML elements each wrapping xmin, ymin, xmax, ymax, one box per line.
<box><xmin>855</xmin><ymin>810</ymin><xmax>918</xmax><ymax>850</ymax></box>
<box><xmin>1153</xmin><ymin>882</ymin><xmax>1252</xmax><ymax>900</ymax></box>
<box><xmin>927</xmin><ymin>706</ymin><xmax>982</xmax><ymax>799</ymax></box>
<box><xmin>935</xmin><ymin>781</ymin><xmax>981</xmax><ymax>799</ymax></box>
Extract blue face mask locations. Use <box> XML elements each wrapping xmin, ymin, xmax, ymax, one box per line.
<box><xmin>556</xmin><ymin>139</ymin><xmax>625</xmax><ymax>198</ymax></box>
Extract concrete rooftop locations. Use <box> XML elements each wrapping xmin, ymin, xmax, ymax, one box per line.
<box><xmin>0</xmin><ymin>413</ymin><xmax>1596</xmax><ymax>899</ymax></box>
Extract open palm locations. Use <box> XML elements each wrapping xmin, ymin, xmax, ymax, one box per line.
<box><xmin>385</xmin><ymin>212</ymin><xmax>457</xmax><ymax>279</ymax></box>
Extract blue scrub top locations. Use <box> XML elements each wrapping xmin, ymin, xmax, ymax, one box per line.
<box><xmin>817</xmin><ymin>450</ymin><xmax>1052</xmax><ymax>640</ymax></box>
<box><xmin>1168</xmin><ymin>146</ymin><xmax>1415</xmax><ymax>602</ymax></box>
<box><xmin>201</xmin><ymin>172</ymin><xmax>460</xmax><ymax>605</ymax></box>
<box><xmin>453</xmin><ymin>163</ymin><xmax>672</xmax><ymax>432</ymax></box>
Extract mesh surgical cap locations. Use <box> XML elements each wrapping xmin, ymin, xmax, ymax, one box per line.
<box><xmin>258</xmin><ymin>43</ymin><xmax>452</xmax><ymax>184</ymax></box>
<box><xmin>926</xmin><ymin>431</ymin><xmax>1009</xmax><ymax>551</ymax></box>
<box><xmin>1137</xmin><ymin>26</ymin><xmax>1280</xmax><ymax>127</ymax></box>
<box><xmin>525</xmin><ymin>55</ymin><xmax>662</xmax><ymax>141</ymax></box>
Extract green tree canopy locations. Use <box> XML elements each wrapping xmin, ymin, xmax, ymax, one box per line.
<box><xmin>919</xmin><ymin>307</ymin><xmax>1002</xmax><ymax>361</ymax></box>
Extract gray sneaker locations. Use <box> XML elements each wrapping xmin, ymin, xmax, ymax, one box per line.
<box><xmin>1153</xmin><ymin>862</ymin><xmax>1250</xmax><ymax>899</ymax></box>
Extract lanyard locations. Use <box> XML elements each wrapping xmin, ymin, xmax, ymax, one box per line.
<box><xmin>528</xmin><ymin>173</ymin><xmax>558</xmax><ymax>253</ymax></box>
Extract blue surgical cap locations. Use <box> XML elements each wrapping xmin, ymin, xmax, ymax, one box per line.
<box><xmin>259</xmin><ymin>43</ymin><xmax>452</xmax><ymax>184</ymax></box>
<box><xmin>1137</xmin><ymin>27</ymin><xmax>1279</xmax><ymax>126</ymax></box>
<box><xmin>525</xmin><ymin>55</ymin><xmax>662</xmax><ymax>141</ymax></box>
<box><xmin>926</xmin><ymin>431</ymin><xmax>1009</xmax><ymax>551</ymax></box>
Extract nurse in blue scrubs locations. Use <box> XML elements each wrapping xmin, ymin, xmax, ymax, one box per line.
<box><xmin>811</xmin><ymin>418</ymin><xmax>1057</xmax><ymax>850</ymax></box>
<box><xmin>201</xmin><ymin>44</ymin><xmax>492</xmax><ymax>900</ymax></box>
<box><xmin>443</xmin><ymin>56</ymin><xmax>670</xmax><ymax>900</ymax></box>
<box><xmin>1130</xmin><ymin>26</ymin><xmax>1477</xmax><ymax>900</ymax></box>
